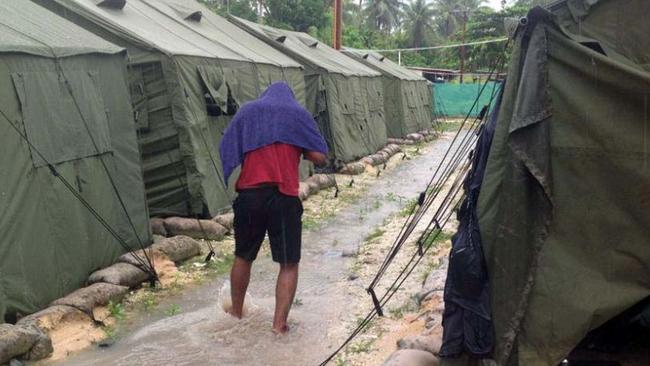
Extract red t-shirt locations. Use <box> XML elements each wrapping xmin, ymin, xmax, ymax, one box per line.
<box><xmin>235</xmin><ymin>143</ymin><xmax>302</xmax><ymax>196</ymax></box>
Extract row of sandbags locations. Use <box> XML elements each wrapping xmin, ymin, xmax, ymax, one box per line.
<box><xmin>148</xmin><ymin>137</ymin><xmax>433</xmax><ymax>240</ymax></box>
<box><xmin>0</xmin><ymin>235</ymin><xmax>205</xmax><ymax>364</ymax></box>
<box><xmin>387</xmin><ymin>129</ymin><xmax>438</xmax><ymax>146</ymax></box>
<box><xmin>340</xmin><ymin>143</ymin><xmax>403</xmax><ymax>175</ymax></box>
<box><xmin>150</xmin><ymin>174</ymin><xmax>338</xmax><ymax>239</ymax></box>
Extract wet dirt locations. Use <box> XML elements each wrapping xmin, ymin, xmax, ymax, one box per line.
<box><xmin>38</xmin><ymin>136</ymin><xmax>456</xmax><ymax>366</ymax></box>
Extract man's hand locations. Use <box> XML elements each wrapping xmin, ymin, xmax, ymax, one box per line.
<box><xmin>304</xmin><ymin>151</ymin><xmax>328</xmax><ymax>167</ymax></box>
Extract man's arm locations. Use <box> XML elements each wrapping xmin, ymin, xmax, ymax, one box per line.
<box><xmin>304</xmin><ymin>150</ymin><xmax>328</xmax><ymax>167</ymax></box>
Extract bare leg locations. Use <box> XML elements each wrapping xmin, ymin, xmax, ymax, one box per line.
<box><xmin>273</xmin><ymin>263</ymin><xmax>299</xmax><ymax>333</ymax></box>
<box><xmin>229</xmin><ymin>256</ymin><xmax>252</xmax><ymax>318</ymax></box>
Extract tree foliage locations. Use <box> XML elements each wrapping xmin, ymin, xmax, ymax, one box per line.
<box><xmin>200</xmin><ymin>0</ymin><xmax>542</xmax><ymax>72</ymax></box>
<box><xmin>198</xmin><ymin>0</ymin><xmax>258</xmax><ymax>21</ymax></box>
<box><xmin>262</xmin><ymin>0</ymin><xmax>332</xmax><ymax>32</ymax></box>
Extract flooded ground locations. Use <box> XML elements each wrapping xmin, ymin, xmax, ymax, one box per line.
<box><xmin>38</xmin><ymin>135</ymin><xmax>456</xmax><ymax>366</ymax></box>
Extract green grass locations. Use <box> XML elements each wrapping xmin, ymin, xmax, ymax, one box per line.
<box><xmin>388</xmin><ymin>297</ymin><xmax>419</xmax><ymax>319</ymax></box>
<box><xmin>422</xmin><ymin>229</ymin><xmax>454</xmax><ymax>249</ymax></box>
<box><xmin>102</xmin><ymin>325</ymin><xmax>117</xmax><ymax>340</ymax></box>
<box><xmin>107</xmin><ymin>300</ymin><xmax>125</xmax><ymax>321</ymax></box>
<box><xmin>398</xmin><ymin>198</ymin><xmax>418</xmax><ymax>217</ymax></box>
<box><xmin>204</xmin><ymin>253</ymin><xmax>235</xmax><ymax>277</ymax></box>
<box><xmin>334</xmin><ymin>355</ymin><xmax>346</xmax><ymax>366</ymax></box>
<box><xmin>347</xmin><ymin>338</ymin><xmax>374</xmax><ymax>354</ymax></box>
<box><xmin>384</xmin><ymin>192</ymin><xmax>398</xmax><ymax>202</ymax></box>
<box><xmin>302</xmin><ymin>216</ymin><xmax>320</xmax><ymax>231</ymax></box>
<box><xmin>435</xmin><ymin>121</ymin><xmax>464</xmax><ymax>133</ymax></box>
<box><xmin>364</xmin><ymin>228</ymin><xmax>385</xmax><ymax>242</ymax></box>
<box><xmin>139</xmin><ymin>290</ymin><xmax>159</xmax><ymax>312</ymax></box>
<box><xmin>165</xmin><ymin>304</ymin><xmax>182</xmax><ymax>316</ymax></box>
<box><xmin>420</xmin><ymin>257</ymin><xmax>445</xmax><ymax>281</ymax></box>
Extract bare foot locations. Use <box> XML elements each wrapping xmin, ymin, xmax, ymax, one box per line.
<box><xmin>224</xmin><ymin>305</ymin><xmax>243</xmax><ymax>319</ymax></box>
<box><xmin>272</xmin><ymin>324</ymin><xmax>290</xmax><ymax>335</ymax></box>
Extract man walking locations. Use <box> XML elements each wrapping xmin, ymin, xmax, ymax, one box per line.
<box><xmin>219</xmin><ymin>82</ymin><xmax>328</xmax><ymax>334</ymax></box>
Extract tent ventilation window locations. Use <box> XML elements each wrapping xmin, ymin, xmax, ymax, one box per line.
<box><xmin>298</xmin><ymin>36</ymin><xmax>318</xmax><ymax>48</ymax></box>
<box><xmin>94</xmin><ymin>0</ymin><xmax>127</xmax><ymax>10</ymax></box>
<box><xmin>275</xmin><ymin>35</ymin><xmax>287</xmax><ymax>43</ymax></box>
<box><xmin>185</xmin><ymin>11</ymin><xmax>202</xmax><ymax>22</ymax></box>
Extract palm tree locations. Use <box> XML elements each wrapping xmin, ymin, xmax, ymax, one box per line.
<box><xmin>433</xmin><ymin>0</ymin><xmax>486</xmax><ymax>39</ymax></box>
<box><xmin>433</xmin><ymin>0</ymin><xmax>459</xmax><ymax>38</ymax></box>
<box><xmin>343</xmin><ymin>0</ymin><xmax>362</xmax><ymax>27</ymax></box>
<box><xmin>364</xmin><ymin>0</ymin><xmax>403</xmax><ymax>33</ymax></box>
<box><xmin>403</xmin><ymin>0</ymin><xmax>436</xmax><ymax>48</ymax></box>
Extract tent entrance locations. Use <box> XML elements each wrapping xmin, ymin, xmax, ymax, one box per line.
<box><xmin>128</xmin><ymin>62</ymin><xmax>187</xmax><ymax>216</ymax></box>
<box><xmin>565</xmin><ymin>297</ymin><xmax>650</xmax><ymax>366</ymax></box>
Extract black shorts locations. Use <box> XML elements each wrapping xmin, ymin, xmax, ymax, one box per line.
<box><xmin>233</xmin><ymin>187</ymin><xmax>303</xmax><ymax>264</ymax></box>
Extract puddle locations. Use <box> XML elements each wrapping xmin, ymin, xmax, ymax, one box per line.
<box><xmin>37</xmin><ymin>135</ymin><xmax>459</xmax><ymax>366</ymax></box>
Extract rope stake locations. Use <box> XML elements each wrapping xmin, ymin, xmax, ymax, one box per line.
<box><xmin>367</xmin><ymin>288</ymin><xmax>384</xmax><ymax>317</ymax></box>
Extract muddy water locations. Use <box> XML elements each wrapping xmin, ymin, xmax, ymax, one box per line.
<box><xmin>43</xmin><ymin>137</ymin><xmax>455</xmax><ymax>366</ymax></box>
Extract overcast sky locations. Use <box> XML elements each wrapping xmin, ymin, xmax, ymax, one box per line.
<box><xmin>485</xmin><ymin>0</ymin><xmax>507</xmax><ymax>10</ymax></box>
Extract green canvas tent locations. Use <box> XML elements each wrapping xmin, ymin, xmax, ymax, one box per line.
<box><xmin>446</xmin><ymin>0</ymin><xmax>650</xmax><ymax>364</ymax></box>
<box><xmin>0</xmin><ymin>0</ymin><xmax>150</xmax><ymax>322</ymax></box>
<box><xmin>35</xmin><ymin>0</ymin><xmax>307</xmax><ymax>217</ymax></box>
<box><xmin>230</xmin><ymin>16</ymin><xmax>388</xmax><ymax>164</ymax></box>
<box><xmin>342</xmin><ymin>49</ymin><xmax>433</xmax><ymax>138</ymax></box>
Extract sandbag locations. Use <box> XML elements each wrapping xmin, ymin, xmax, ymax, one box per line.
<box><xmin>340</xmin><ymin>162</ymin><xmax>365</xmax><ymax>175</ymax></box>
<box><xmin>163</xmin><ymin>217</ymin><xmax>228</xmax><ymax>240</ymax></box>
<box><xmin>212</xmin><ymin>213</ymin><xmax>234</xmax><ymax>232</ymax></box>
<box><xmin>16</xmin><ymin>305</ymin><xmax>80</xmax><ymax>332</ymax></box>
<box><xmin>16</xmin><ymin>306</ymin><xmax>82</xmax><ymax>360</ymax></box>
<box><xmin>298</xmin><ymin>182</ymin><xmax>311</xmax><ymax>201</ymax></box>
<box><xmin>406</xmin><ymin>133</ymin><xmax>424</xmax><ymax>142</ymax></box>
<box><xmin>116</xmin><ymin>246</ymin><xmax>165</xmax><ymax>267</ymax></box>
<box><xmin>397</xmin><ymin>335</ymin><xmax>443</xmax><ymax>356</ymax></box>
<box><xmin>305</xmin><ymin>177</ymin><xmax>320</xmax><ymax>195</ymax></box>
<box><xmin>360</xmin><ymin>156</ymin><xmax>374</xmax><ymax>165</ymax></box>
<box><xmin>417</xmin><ymin>262</ymin><xmax>448</xmax><ymax>304</ymax></box>
<box><xmin>50</xmin><ymin>283</ymin><xmax>129</xmax><ymax>315</ymax></box>
<box><xmin>314</xmin><ymin>174</ymin><xmax>336</xmax><ymax>189</ymax></box>
<box><xmin>0</xmin><ymin>324</ymin><xmax>43</xmax><ymax>364</ymax></box>
<box><xmin>387</xmin><ymin>138</ymin><xmax>416</xmax><ymax>145</ymax></box>
<box><xmin>87</xmin><ymin>262</ymin><xmax>150</xmax><ymax>288</ymax></box>
<box><xmin>151</xmin><ymin>235</ymin><xmax>201</xmax><ymax>262</ymax></box>
<box><xmin>150</xmin><ymin>218</ymin><xmax>167</xmax><ymax>237</ymax></box>
<box><xmin>385</xmin><ymin>144</ymin><xmax>402</xmax><ymax>156</ymax></box>
<box><xmin>382</xmin><ymin>349</ymin><xmax>439</xmax><ymax>366</ymax></box>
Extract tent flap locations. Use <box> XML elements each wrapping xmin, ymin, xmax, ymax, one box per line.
<box><xmin>12</xmin><ymin>70</ymin><xmax>112</xmax><ymax>167</ymax></box>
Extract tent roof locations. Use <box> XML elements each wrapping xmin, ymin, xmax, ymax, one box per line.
<box><xmin>154</xmin><ymin>0</ymin><xmax>301</xmax><ymax>68</ymax></box>
<box><xmin>342</xmin><ymin>49</ymin><xmax>426</xmax><ymax>81</ymax></box>
<box><xmin>48</xmin><ymin>0</ymin><xmax>258</xmax><ymax>61</ymax></box>
<box><xmin>231</xmin><ymin>16</ymin><xmax>381</xmax><ymax>77</ymax></box>
<box><xmin>0</xmin><ymin>0</ymin><xmax>122</xmax><ymax>58</ymax></box>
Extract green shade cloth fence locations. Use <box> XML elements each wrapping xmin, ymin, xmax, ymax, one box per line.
<box><xmin>433</xmin><ymin>81</ymin><xmax>500</xmax><ymax>118</ymax></box>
